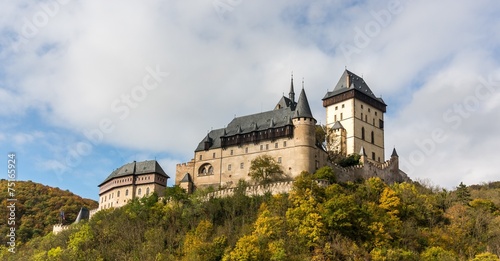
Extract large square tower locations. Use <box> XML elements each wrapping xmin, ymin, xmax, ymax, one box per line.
<box><xmin>322</xmin><ymin>70</ymin><xmax>386</xmax><ymax>162</ymax></box>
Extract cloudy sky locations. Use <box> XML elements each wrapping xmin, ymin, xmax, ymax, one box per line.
<box><xmin>1</xmin><ymin>0</ymin><xmax>499</xmax><ymax>200</ymax></box>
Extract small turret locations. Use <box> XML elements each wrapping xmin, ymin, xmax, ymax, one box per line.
<box><xmin>359</xmin><ymin>146</ymin><xmax>367</xmax><ymax>164</ymax></box>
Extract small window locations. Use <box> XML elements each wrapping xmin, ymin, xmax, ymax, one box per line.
<box><xmin>275</xmin><ymin>143</ymin><xmax>278</xmax><ymax>148</ymax></box>
<box><xmin>361</xmin><ymin>112</ymin><xmax>363</xmax><ymax>119</ymax></box>
<box><xmin>365</xmin><ymin>115</ymin><xmax>367</xmax><ymax>122</ymax></box>
<box><xmin>199</xmin><ymin>155</ymin><xmax>202</xmax><ymax>160</ymax></box>
<box><xmin>361</xmin><ymin>127</ymin><xmax>365</xmax><ymax>140</ymax></box>
<box><xmin>228</xmin><ymin>164</ymin><xmax>232</xmax><ymax>171</ymax></box>
<box><xmin>240</xmin><ymin>163</ymin><xmax>244</xmax><ymax>169</ymax></box>
<box><xmin>278</xmin><ymin>157</ymin><xmax>282</xmax><ymax>163</ymax></box>
<box><xmin>379</xmin><ymin>119</ymin><xmax>384</xmax><ymax>129</ymax></box>
<box><xmin>372</xmin><ymin>152</ymin><xmax>375</xmax><ymax>160</ymax></box>
<box><xmin>368</xmin><ymin>108</ymin><xmax>371</xmax><ymax>112</ymax></box>
<box><xmin>373</xmin><ymin>118</ymin><xmax>375</xmax><ymax>125</ymax></box>
<box><xmin>340</xmin><ymin>113</ymin><xmax>343</xmax><ymax>120</ymax></box>
<box><xmin>371</xmin><ymin>131</ymin><xmax>374</xmax><ymax>144</ymax></box>
<box><xmin>375</xmin><ymin>111</ymin><xmax>378</xmax><ymax>116</ymax></box>
<box><xmin>260</xmin><ymin>145</ymin><xmax>263</xmax><ymax>151</ymax></box>
<box><xmin>266</xmin><ymin>144</ymin><xmax>269</xmax><ymax>150</ymax></box>
<box><xmin>342</xmin><ymin>104</ymin><xmax>345</xmax><ymax>108</ymax></box>
<box><xmin>125</xmin><ymin>189</ymin><xmax>129</xmax><ymax>196</ymax></box>
<box><xmin>245</xmin><ymin>147</ymin><xmax>248</xmax><ymax>153</ymax></box>
<box><xmin>334</xmin><ymin>115</ymin><xmax>337</xmax><ymax>122</ymax></box>
<box><xmin>283</xmin><ymin>141</ymin><xmax>287</xmax><ymax>147</ymax></box>
<box><xmin>138</xmin><ymin>188</ymin><xmax>142</xmax><ymax>196</ymax></box>
<box><xmin>361</xmin><ymin>104</ymin><xmax>364</xmax><ymax>109</ymax></box>
<box><xmin>146</xmin><ymin>187</ymin><xmax>150</xmax><ymax>195</ymax></box>
<box><xmin>117</xmin><ymin>191</ymin><xmax>120</xmax><ymax>197</ymax></box>
<box><xmin>213</xmin><ymin>152</ymin><xmax>216</xmax><ymax>159</ymax></box>
<box><xmin>230</xmin><ymin>150</ymin><xmax>233</xmax><ymax>155</ymax></box>
<box><xmin>335</xmin><ymin>106</ymin><xmax>338</xmax><ymax>110</ymax></box>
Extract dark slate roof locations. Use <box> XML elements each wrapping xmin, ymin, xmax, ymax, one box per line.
<box><xmin>99</xmin><ymin>160</ymin><xmax>169</xmax><ymax>186</ymax></box>
<box><xmin>331</xmin><ymin>121</ymin><xmax>345</xmax><ymax>130</ymax></box>
<box><xmin>293</xmin><ymin>88</ymin><xmax>314</xmax><ymax>119</ymax></box>
<box><xmin>391</xmin><ymin>148</ymin><xmax>399</xmax><ymax>157</ymax></box>
<box><xmin>194</xmin><ymin>88</ymin><xmax>315</xmax><ymax>152</ymax></box>
<box><xmin>323</xmin><ymin>69</ymin><xmax>386</xmax><ymax>105</ymax></box>
<box><xmin>180</xmin><ymin>173</ymin><xmax>193</xmax><ymax>183</ymax></box>
<box><xmin>275</xmin><ymin>96</ymin><xmax>296</xmax><ymax>110</ymax></box>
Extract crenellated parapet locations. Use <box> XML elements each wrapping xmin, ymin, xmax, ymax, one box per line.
<box><xmin>204</xmin><ymin>179</ymin><xmax>329</xmax><ymax>200</ymax></box>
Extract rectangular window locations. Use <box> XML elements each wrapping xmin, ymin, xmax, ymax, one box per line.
<box><xmin>260</xmin><ymin>145</ymin><xmax>263</xmax><ymax>151</ymax></box>
<box><xmin>373</xmin><ymin>119</ymin><xmax>375</xmax><ymax>125</ymax></box>
<box><xmin>275</xmin><ymin>143</ymin><xmax>278</xmax><ymax>148</ymax></box>
<box><xmin>368</xmin><ymin>108</ymin><xmax>371</xmax><ymax>112</ymax></box>
<box><xmin>372</xmin><ymin>152</ymin><xmax>376</xmax><ymax>160</ymax></box>
<box><xmin>375</xmin><ymin>111</ymin><xmax>378</xmax><ymax>116</ymax></box>
<box><xmin>228</xmin><ymin>164</ymin><xmax>232</xmax><ymax>171</ymax></box>
<box><xmin>230</xmin><ymin>150</ymin><xmax>233</xmax><ymax>155</ymax></box>
<box><xmin>283</xmin><ymin>141</ymin><xmax>287</xmax><ymax>147</ymax></box>
<box><xmin>365</xmin><ymin>115</ymin><xmax>367</xmax><ymax>122</ymax></box>
<box><xmin>361</xmin><ymin>104</ymin><xmax>364</xmax><ymax>109</ymax></box>
<box><xmin>278</xmin><ymin>157</ymin><xmax>282</xmax><ymax>163</ymax></box>
<box><xmin>340</xmin><ymin>113</ymin><xmax>343</xmax><ymax>120</ymax></box>
<box><xmin>335</xmin><ymin>106</ymin><xmax>338</xmax><ymax>110</ymax></box>
<box><xmin>213</xmin><ymin>152</ymin><xmax>216</xmax><ymax>158</ymax></box>
<box><xmin>379</xmin><ymin>119</ymin><xmax>384</xmax><ymax>129</ymax></box>
<box><xmin>199</xmin><ymin>155</ymin><xmax>202</xmax><ymax>160</ymax></box>
<box><xmin>240</xmin><ymin>163</ymin><xmax>244</xmax><ymax>169</ymax></box>
<box><xmin>342</xmin><ymin>104</ymin><xmax>345</xmax><ymax>108</ymax></box>
<box><xmin>334</xmin><ymin>115</ymin><xmax>337</xmax><ymax>122</ymax></box>
<box><xmin>245</xmin><ymin>147</ymin><xmax>248</xmax><ymax>153</ymax></box>
<box><xmin>266</xmin><ymin>144</ymin><xmax>269</xmax><ymax>150</ymax></box>
<box><xmin>361</xmin><ymin>112</ymin><xmax>363</xmax><ymax>119</ymax></box>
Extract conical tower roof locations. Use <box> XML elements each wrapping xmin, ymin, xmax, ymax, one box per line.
<box><xmin>293</xmin><ymin>87</ymin><xmax>314</xmax><ymax>119</ymax></box>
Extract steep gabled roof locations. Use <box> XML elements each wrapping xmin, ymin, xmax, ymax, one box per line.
<box><xmin>331</xmin><ymin>121</ymin><xmax>345</xmax><ymax>130</ymax></box>
<box><xmin>195</xmin><ymin>82</ymin><xmax>316</xmax><ymax>152</ymax></box>
<box><xmin>180</xmin><ymin>173</ymin><xmax>193</xmax><ymax>183</ymax></box>
<box><xmin>99</xmin><ymin>160</ymin><xmax>169</xmax><ymax>186</ymax></box>
<box><xmin>323</xmin><ymin>69</ymin><xmax>386</xmax><ymax>105</ymax></box>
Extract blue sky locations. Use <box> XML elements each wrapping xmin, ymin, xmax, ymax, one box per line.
<box><xmin>1</xmin><ymin>0</ymin><xmax>499</xmax><ymax>200</ymax></box>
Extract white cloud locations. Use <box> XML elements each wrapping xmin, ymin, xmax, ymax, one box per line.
<box><xmin>1</xmin><ymin>0</ymin><xmax>500</xmax><ymax>191</ymax></box>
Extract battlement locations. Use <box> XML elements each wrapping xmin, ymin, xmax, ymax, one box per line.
<box><xmin>52</xmin><ymin>223</ymin><xmax>70</xmax><ymax>235</ymax></box>
<box><xmin>204</xmin><ymin>179</ymin><xmax>329</xmax><ymax>199</ymax></box>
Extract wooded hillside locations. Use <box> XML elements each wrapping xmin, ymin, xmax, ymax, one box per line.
<box><xmin>1</xmin><ymin>170</ymin><xmax>499</xmax><ymax>260</ymax></box>
<box><xmin>0</xmin><ymin>179</ymin><xmax>98</xmax><ymax>245</ymax></box>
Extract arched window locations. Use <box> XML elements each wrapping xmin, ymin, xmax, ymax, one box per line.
<box><xmin>117</xmin><ymin>191</ymin><xmax>120</xmax><ymax>197</ymax></box>
<box><xmin>198</xmin><ymin>163</ymin><xmax>213</xmax><ymax>176</ymax></box>
<box><xmin>146</xmin><ymin>187</ymin><xmax>150</xmax><ymax>195</ymax></box>
<box><xmin>371</xmin><ymin>131</ymin><xmax>374</xmax><ymax>144</ymax></box>
<box><xmin>361</xmin><ymin>127</ymin><xmax>365</xmax><ymax>140</ymax></box>
<box><xmin>125</xmin><ymin>189</ymin><xmax>129</xmax><ymax>196</ymax></box>
<box><xmin>138</xmin><ymin>188</ymin><xmax>142</xmax><ymax>196</ymax></box>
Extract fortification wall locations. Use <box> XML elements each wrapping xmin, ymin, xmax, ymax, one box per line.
<box><xmin>334</xmin><ymin>157</ymin><xmax>410</xmax><ymax>184</ymax></box>
<box><xmin>205</xmin><ymin>179</ymin><xmax>329</xmax><ymax>199</ymax></box>
<box><xmin>52</xmin><ymin>224</ymin><xmax>70</xmax><ymax>235</ymax></box>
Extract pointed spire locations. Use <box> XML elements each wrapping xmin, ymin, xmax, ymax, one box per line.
<box><xmin>289</xmin><ymin>72</ymin><xmax>295</xmax><ymax>102</ymax></box>
<box><xmin>292</xmin><ymin>86</ymin><xmax>314</xmax><ymax>120</ymax></box>
<box><xmin>359</xmin><ymin>146</ymin><xmax>367</xmax><ymax>156</ymax></box>
<box><xmin>391</xmin><ymin>147</ymin><xmax>399</xmax><ymax>157</ymax></box>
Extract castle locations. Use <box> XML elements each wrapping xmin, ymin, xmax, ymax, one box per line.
<box><xmin>176</xmin><ymin>69</ymin><xmax>409</xmax><ymax>192</ymax></box>
<box><xmin>55</xmin><ymin>69</ymin><xmax>408</xmax><ymax>234</ymax></box>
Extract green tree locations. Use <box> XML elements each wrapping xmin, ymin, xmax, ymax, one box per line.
<box><xmin>248</xmin><ymin>155</ymin><xmax>288</xmax><ymax>185</ymax></box>
<box><xmin>420</xmin><ymin>246</ymin><xmax>458</xmax><ymax>261</ymax></box>
<box><xmin>456</xmin><ymin>182</ymin><xmax>472</xmax><ymax>205</ymax></box>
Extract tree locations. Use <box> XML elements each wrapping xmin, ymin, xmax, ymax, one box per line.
<box><xmin>248</xmin><ymin>155</ymin><xmax>288</xmax><ymax>185</ymax></box>
<box><xmin>456</xmin><ymin>182</ymin><xmax>471</xmax><ymax>205</ymax></box>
